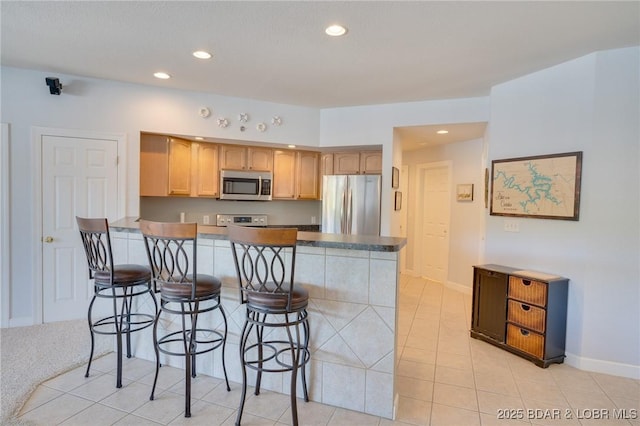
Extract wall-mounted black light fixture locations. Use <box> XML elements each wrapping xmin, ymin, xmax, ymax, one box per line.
<box><xmin>45</xmin><ymin>77</ymin><xmax>62</xmax><ymax>95</ymax></box>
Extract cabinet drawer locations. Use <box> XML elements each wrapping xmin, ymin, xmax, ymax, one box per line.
<box><xmin>507</xmin><ymin>324</ymin><xmax>544</xmax><ymax>359</ymax></box>
<box><xmin>509</xmin><ymin>276</ymin><xmax>547</xmax><ymax>306</ymax></box>
<box><xmin>507</xmin><ymin>300</ymin><xmax>546</xmax><ymax>333</ymax></box>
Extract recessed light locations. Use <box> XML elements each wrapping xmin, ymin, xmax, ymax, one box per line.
<box><xmin>153</xmin><ymin>72</ymin><xmax>171</xmax><ymax>80</ymax></box>
<box><xmin>325</xmin><ymin>24</ymin><xmax>347</xmax><ymax>37</ymax></box>
<box><xmin>194</xmin><ymin>137</ymin><xmax>204</xmax><ymax>141</ymax></box>
<box><xmin>288</xmin><ymin>144</ymin><xmax>297</xmax><ymax>149</ymax></box>
<box><xmin>436</xmin><ymin>130</ymin><xmax>449</xmax><ymax>134</ymax></box>
<box><xmin>193</xmin><ymin>50</ymin><xmax>212</xmax><ymax>59</ymax></box>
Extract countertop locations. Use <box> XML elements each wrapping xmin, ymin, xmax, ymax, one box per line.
<box><xmin>111</xmin><ymin>217</ymin><xmax>406</xmax><ymax>252</ymax></box>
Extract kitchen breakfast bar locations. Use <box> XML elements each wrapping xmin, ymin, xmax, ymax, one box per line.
<box><xmin>109</xmin><ymin>217</ymin><xmax>406</xmax><ymax>419</ymax></box>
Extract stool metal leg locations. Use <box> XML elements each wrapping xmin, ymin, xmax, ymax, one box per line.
<box><xmin>113</xmin><ymin>287</ymin><xmax>124</xmax><ymax>389</ymax></box>
<box><xmin>220</xmin><ymin>303</ymin><xmax>231</xmax><ymax>391</ymax></box>
<box><xmin>149</xmin><ymin>301</ymin><xmax>162</xmax><ymax>401</ymax></box>
<box><xmin>236</xmin><ymin>317</ymin><xmax>252</xmax><ymax>426</ymax></box>
<box><xmin>85</xmin><ymin>294</ymin><xmax>97</xmax><ymax>379</ymax></box>
<box><xmin>301</xmin><ymin>312</ymin><xmax>310</xmax><ymax>402</ymax></box>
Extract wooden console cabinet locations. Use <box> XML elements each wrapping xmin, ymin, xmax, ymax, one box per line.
<box><xmin>471</xmin><ymin>264</ymin><xmax>568</xmax><ymax>367</ymax></box>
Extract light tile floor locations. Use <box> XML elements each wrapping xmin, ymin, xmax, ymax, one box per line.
<box><xmin>17</xmin><ymin>275</ymin><xmax>640</xmax><ymax>425</ymax></box>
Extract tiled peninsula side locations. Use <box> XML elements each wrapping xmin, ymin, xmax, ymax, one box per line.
<box><xmin>110</xmin><ymin>218</ymin><xmax>406</xmax><ymax>419</ymax></box>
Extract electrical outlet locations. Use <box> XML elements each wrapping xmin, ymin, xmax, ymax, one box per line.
<box><xmin>203</xmin><ymin>215</ymin><xmax>210</xmax><ymax>225</ymax></box>
<box><xmin>504</xmin><ymin>219</ymin><xmax>520</xmax><ymax>232</ymax></box>
<box><xmin>311</xmin><ymin>216</ymin><xmax>316</xmax><ymax>224</ymax></box>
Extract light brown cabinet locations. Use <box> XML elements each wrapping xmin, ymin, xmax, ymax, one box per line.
<box><xmin>297</xmin><ymin>151</ymin><xmax>321</xmax><ymax>199</ymax></box>
<box><xmin>273</xmin><ymin>150</ymin><xmax>320</xmax><ymax>200</ymax></box>
<box><xmin>140</xmin><ymin>134</ymin><xmax>218</xmax><ymax>198</ymax></box>
<box><xmin>140</xmin><ymin>134</ymin><xmax>169</xmax><ymax>197</ymax></box>
<box><xmin>330</xmin><ymin>150</ymin><xmax>382</xmax><ymax>175</ymax></box>
<box><xmin>359</xmin><ymin>151</ymin><xmax>383</xmax><ymax>174</ymax></box>
<box><xmin>321</xmin><ymin>153</ymin><xmax>334</xmax><ymax>176</ymax></box>
<box><xmin>140</xmin><ymin>135</ymin><xmax>192</xmax><ymax>196</ymax></box>
<box><xmin>191</xmin><ymin>142</ymin><xmax>219</xmax><ymax>197</ymax></box>
<box><xmin>167</xmin><ymin>137</ymin><xmax>192</xmax><ymax>195</ymax></box>
<box><xmin>333</xmin><ymin>152</ymin><xmax>361</xmax><ymax>174</ymax></box>
<box><xmin>219</xmin><ymin>145</ymin><xmax>273</xmax><ymax>171</ymax></box>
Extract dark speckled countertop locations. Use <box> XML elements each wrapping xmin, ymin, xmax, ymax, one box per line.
<box><xmin>111</xmin><ymin>217</ymin><xmax>406</xmax><ymax>252</ymax></box>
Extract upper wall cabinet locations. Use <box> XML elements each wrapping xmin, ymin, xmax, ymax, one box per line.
<box><xmin>273</xmin><ymin>149</ymin><xmax>320</xmax><ymax>200</ymax></box>
<box><xmin>140</xmin><ymin>134</ymin><xmax>219</xmax><ymax>198</ymax></box>
<box><xmin>219</xmin><ymin>145</ymin><xmax>273</xmax><ymax>171</ymax></box>
<box><xmin>321</xmin><ymin>153</ymin><xmax>334</xmax><ymax>176</ymax></box>
<box><xmin>191</xmin><ymin>142</ymin><xmax>219</xmax><ymax>197</ymax></box>
<box><xmin>359</xmin><ymin>151</ymin><xmax>383</xmax><ymax>174</ymax></box>
<box><xmin>140</xmin><ymin>133</ymin><xmax>170</xmax><ymax>197</ymax></box>
<box><xmin>330</xmin><ymin>150</ymin><xmax>382</xmax><ymax>175</ymax></box>
<box><xmin>167</xmin><ymin>137</ymin><xmax>192</xmax><ymax>195</ymax></box>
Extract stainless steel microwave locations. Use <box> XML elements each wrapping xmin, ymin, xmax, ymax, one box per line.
<box><xmin>219</xmin><ymin>170</ymin><xmax>272</xmax><ymax>201</ymax></box>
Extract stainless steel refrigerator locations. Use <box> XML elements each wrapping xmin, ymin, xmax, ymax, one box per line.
<box><xmin>322</xmin><ymin>175</ymin><xmax>381</xmax><ymax>236</ymax></box>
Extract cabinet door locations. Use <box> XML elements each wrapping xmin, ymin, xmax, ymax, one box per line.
<box><xmin>360</xmin><ymin>151</ymin><xmax>382</xmax><ymax>174</ymax></box>
<box><xmin>248</xmin><ymin>147</ymin><xmax>273</xmax><ymax>171</ymax></box>
<box><xmin>193</xmin><ymin>143</ymin><xmax>219</xmax><ymax>197</ymax></box>
<box><xmin>297</xmin><ymin>151</ymin><xmax>320</xmax><ymax>199</ymax></box>
<box><xmin>321</xmin><ymin>153</ymin><xmax>334</xmax><ymax>175</ymax></box>
<box><xmin>167</xmin><ymin>138</ymin><xmax>191</xmax><ymax>196</ymax></box>
<box><xmin>472</xmin><ymin>268</ymin><xmax>508</xmax><ymax>342</ymax></box>
<box><xmin>219</xmin><ymin>145</ymin><xmax>246</xmax><ymax>170</ymax></box>
<box><xmin>273</xmin><ymin>150</ymin><xmax>296</xmax><ymax>199</ymax></box>
<box><xmin>334</xmin><ymin>152</ymin><xmax>361</xmax><ymax>174</ymax></box>
<box><xmin>140</xmin><ymin>134</ymin><xmax>169</xmax><ymax>196</ymax></box>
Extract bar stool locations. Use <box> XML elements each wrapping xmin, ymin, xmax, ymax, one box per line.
<box><xmin>228</xmin><ymin>225</ymin><xmax>310</xmax><ymax>426</ymax></box>
<box><xmin>140</xmin><ymin>220</ymin><xmax>230</xmax><ymax>418</ymax></box>
<box><xmin>76</xmin><ymin>217</ymin><xmax>158</xmax><ymax>389</ymax></box>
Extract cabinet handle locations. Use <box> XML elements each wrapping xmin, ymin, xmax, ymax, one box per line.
<box><xmin>522</xmin><ymin>279</ymin><xmax>531</xmax><ymax>286</ymax></box>
<box><xmin>520</xmin><ymin>304</ymin><xmax>530</xmax><ymax>311</ymax></box>
<box><xmin>519</xmin><ymin>328</ymin><xmax>530</xmax><ymax>336</ymax></box>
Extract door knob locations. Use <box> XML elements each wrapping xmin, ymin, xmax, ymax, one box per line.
<box><xmin>43</xmin><ymin>236</ymin><xmax>54</xmax><ymax>243</ymax></box>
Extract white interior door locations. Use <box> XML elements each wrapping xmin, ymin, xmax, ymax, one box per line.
<box><xmin>418</xmin><ymin>162</ymin><xmax>451</xmax><ymax>283</ymax></box>
<box><xmin>42</xmin><ymin>134</ymin><xmax>119</xmax><ymax>322</ymax></box>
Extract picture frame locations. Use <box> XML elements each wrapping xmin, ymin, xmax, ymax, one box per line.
<box><xmin>456</xmin><ymin>184</ymin><xmax>474</xmax><ymax>201</ymax></box>
<box><xmin>391</xmin><ymin>167</ymin><xmax>399</xmax><ymax>189</ymax></box>
<box><xmin>490</xmin><ymin>151</ymin><xmax>582</xmax><ymax>220</ymax></box>
<box><xmin>394</xmin><ymin>191</ymin><xmax>402</xmax><ymax>211</ymax></box>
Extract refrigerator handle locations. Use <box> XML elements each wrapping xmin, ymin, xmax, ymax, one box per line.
<box><xmin>340</xmin><ymin>191</ymin><xmax>346</xmax><ymax>233</ymax></box>
<box><xmin>347</xmin><ymin>189</ymin><xmax>353</xmax><ymax>234</ymax></box>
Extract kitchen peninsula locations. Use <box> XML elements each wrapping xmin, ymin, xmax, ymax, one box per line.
<box><xmin>110</xmin><ymin>217</ymin><xmax>406</xmax><ymax>419</ymax></box>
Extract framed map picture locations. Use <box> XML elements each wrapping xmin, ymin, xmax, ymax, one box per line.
<box><xmin>490</xmin><ymin>151</ymin><xmax>582</xmax><ymax>220</ymax></box>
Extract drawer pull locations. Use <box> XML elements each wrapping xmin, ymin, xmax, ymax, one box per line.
<box><xmin>520</xmin><ymin>329</ymin><xmax>530</xmax><ymax>336</ymax></box>
<box><xmin>522</xmin><ymin>279</ymin><xmax>531</xmax><ymax>286</ymax></box>
<box><xmin>521</xmin><ymin>304</ymin><xmax>530</xmax><ymax>311</ymax></box>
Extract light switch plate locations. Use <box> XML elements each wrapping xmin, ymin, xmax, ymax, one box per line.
<box><xmin>504</xmin><ymin>219</ymin><xmax>520</xmax><ymax>232</ymax></box>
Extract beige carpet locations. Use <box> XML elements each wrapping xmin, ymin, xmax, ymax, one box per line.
<box><xmin>0</xmin><ymin>320</ymin><xmax>111</xmax><ymax>425</ymax></box>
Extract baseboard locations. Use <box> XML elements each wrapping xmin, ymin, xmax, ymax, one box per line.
<box><xmin>8</xmin><ymin>316</ymin><xmax>33</xmax><ymax>328</ymax></box>
<box><xmin>565</xmin><ymin>351</ymin><xmax>640</xmax><ymax>380</ymax></box>
<box><xmin>445</xmin><ymin>280</ymin><xmax>472</xmax><ymax>295</ymax></box>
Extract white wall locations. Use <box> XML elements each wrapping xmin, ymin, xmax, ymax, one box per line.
<box><xmin>0</xmin><ymin>67</ymin><xmax>320</xmax><ymax>325</ymax></box>
<box><xmin>402</xmin><ymin>139</ymin><xmax>486</xmax><ymax>290</ymax></box>
<box><xmin>486</xmin><ymin>47</ymin><xmax>639</xmax><ymax>377</ymax></box>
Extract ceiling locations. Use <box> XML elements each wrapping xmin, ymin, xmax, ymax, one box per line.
<box><xmin>1</xmin><ymin>1</ymin><xmax>638</xmax><ymax>149</ymax></box>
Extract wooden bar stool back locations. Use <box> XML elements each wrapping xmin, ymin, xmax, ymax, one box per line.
<box><xmin>140</xmin><ymin>220</ymin><xmax>230</xmax><ymax>418</ymax></box>
<box><xmin>228</xmin><ymin>225</ymin><xmax>310</xmax><ymax>426</ymax></box>
<box><xmin>76</xmin><ymin>216</ymin><xmax>158</xmax><ymax>389</ymax></box>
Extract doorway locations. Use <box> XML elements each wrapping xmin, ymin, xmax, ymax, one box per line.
<box><xmin>415</xmin><ymin>161</ymin><xmax>451</xmax><ymax>283</ymax></box>
<box><xmin>34</xmin><ymin>127</ymin><xmax>126</xmax><ymax>323</ymax></box>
